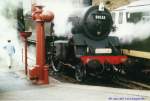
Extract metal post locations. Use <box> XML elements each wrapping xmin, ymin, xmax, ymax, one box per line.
<box><xmin>25</xmin><ymin>38</ymin><xmax>28</xmax><ymax>75</ymax></box>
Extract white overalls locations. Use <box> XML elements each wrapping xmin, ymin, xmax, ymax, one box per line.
<box><xmin>4</xmin><ymin>43</ymin><xmax>15</xmax><ymax>68</ymax></box>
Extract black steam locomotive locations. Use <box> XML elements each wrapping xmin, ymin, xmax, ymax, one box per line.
<box><xmin>17</xmin><ymin>2</ymin><xmax>128</xmax><ymax>82</ymax></box>
<box><xmin>47</xmin><ymin>5</ymin><xmax>128</xmax><ymax>82</ymax></box>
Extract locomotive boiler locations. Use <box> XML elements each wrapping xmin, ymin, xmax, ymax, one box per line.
<box><xmin>49</xmin><ymin>5</ymin><xmax>128</xmax><ymax>82</ymax></box>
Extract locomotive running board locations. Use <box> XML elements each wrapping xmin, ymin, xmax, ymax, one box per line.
<box><xmin>122</xmin><ymin>49</ymin><xmax>150</xmax><ymax>59</ymax></box>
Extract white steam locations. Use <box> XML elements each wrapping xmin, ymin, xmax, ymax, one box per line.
<box><xmin>111</xmin><ymin>0</ymin><xmax>150</xmax><ymax>44</ymax></box>
<box><xmin>111</xmin><ymin>21</ymin><xmax>150</xmax><ymax>43</ymax></box>
<box><xmin>34</xmin><ymin>0</ymin><xmax>84</xmax><ymax>36</ymax></box>
<box><xmin>0</xmin><ymin>0</ymin><xmax>24</xmax><ymax>69</ymax></box>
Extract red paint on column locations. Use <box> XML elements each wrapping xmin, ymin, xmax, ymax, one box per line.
<box><xmin>28</xmin><ymin>5</ymin><xmax>54</xmax><ymax>85</ymax></box>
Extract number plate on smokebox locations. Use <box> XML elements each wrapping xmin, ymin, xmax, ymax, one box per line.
<box><xmin>95</xmin><ymin>48</ymin><xmax>112</xmax><ymax>54</ymax></box>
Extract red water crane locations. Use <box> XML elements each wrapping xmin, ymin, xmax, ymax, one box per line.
<box><xmin>28</xmin><ymin>5</ymin><xmax>54</xmax><ymax>84</ymax></box>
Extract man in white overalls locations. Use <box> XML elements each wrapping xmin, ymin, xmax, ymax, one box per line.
<box><xmin>4</xmin><ymin>40</ymin><xmax>15</xmax><ymax>69</ymax></box>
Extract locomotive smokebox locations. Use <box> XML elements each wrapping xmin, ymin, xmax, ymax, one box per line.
<box><xmin>69</xmin><ymin>5</ymin><xmax>113</xmax><ymax>40</ymax></box>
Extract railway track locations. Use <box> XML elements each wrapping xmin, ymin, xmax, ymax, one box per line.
<box><xmin>112</xmin><ymin>75</ymin><xmax>150</xmax><ymax>90</ymax></box>
<box><xmin>49</xmin><ymin>70</ymin><xmax>79</xmax><ymax>83</ymax></box>
<box><xmin>49</xmin><ymin>69</ymin><xmax>150</xmax><ymax>90</ymax></box>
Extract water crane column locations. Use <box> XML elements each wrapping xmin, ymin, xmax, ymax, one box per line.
<box><xmin>29</xmin><ymin>5</ymin><xmax>54</xmax><ymax>84</ymax></box>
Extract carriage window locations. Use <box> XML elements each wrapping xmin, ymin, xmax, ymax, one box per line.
<box><xmin>141</xmin><ymin>12</ymin><xmax>150</xmax><ymax>22</ymax></box>
<box><xmin>142</xmin><ymin>16</ymin><xmax>150</xmax><ymax>22</ymax></box>
<box><xmin>111</xmin><ymin>12</ymin><xmax>116</xmax><ymax>22</ymax></box>
<box><xmin>127</xmin><ymin>13</ymin><xmax>130</xmax><ymax>18</ymax></box>
<box><xmin>118</xmin><ymin>12</ymin><xmax>123</xmax><ymax>24</ymax></box>
<box><xmin>126</xmin><ymin>12</ymin><xmax>143</xmax><ymax>23</ymax></box>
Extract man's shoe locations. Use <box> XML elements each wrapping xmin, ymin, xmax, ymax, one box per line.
<box><xmin>9</xmin><ymin>66</ymin><xmax>11</xmax><ymax>69</ymax></box>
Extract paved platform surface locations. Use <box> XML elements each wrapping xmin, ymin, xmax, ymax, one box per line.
<box><xmin>0</xmin><ymin>66</ymin><xmax>150</xmax><ymax>101</ymax></box>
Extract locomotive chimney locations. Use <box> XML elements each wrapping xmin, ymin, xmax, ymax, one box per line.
<box><xmin>99</xmin><ymin>2</ymin><xmax>105</xmax><ymax>11</ymax></box>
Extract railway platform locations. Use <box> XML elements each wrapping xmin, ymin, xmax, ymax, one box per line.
<box><xmin>0</xmin><ymin>65</ymin><xmax>150</xmax><ymax>101</ymax></box>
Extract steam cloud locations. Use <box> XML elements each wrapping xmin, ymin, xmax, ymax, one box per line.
<box><xmin>111</xmin><ymin>0</ymin><xmax>150</xmax><ymax>44</ymax></box>
<box><xmin>111</xmin><ymin>21</ymin><xmax>150</xmax><ymax>43</ymax></box>
<box><xmin>34</xmin><ymin>0</ymin><xmax>85</xmax><ymax>36</ymax></box>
